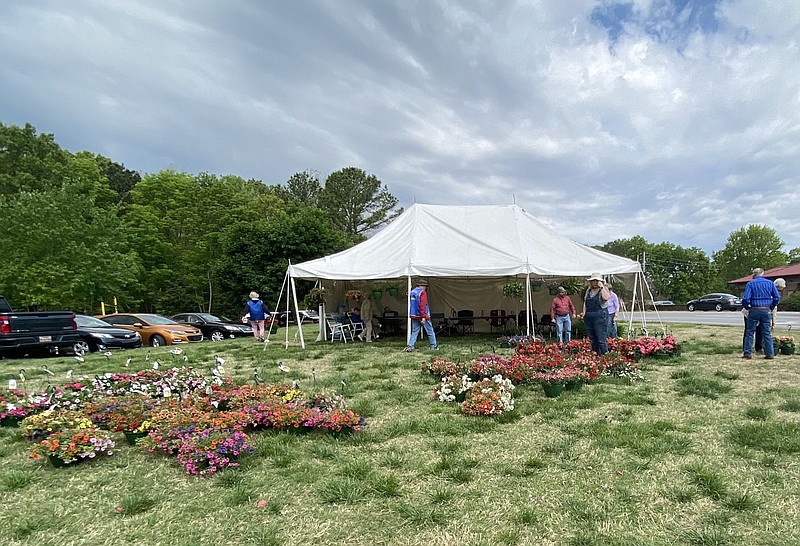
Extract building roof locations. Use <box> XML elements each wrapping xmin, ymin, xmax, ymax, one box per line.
<box><xmin>729</xmin><ymin>264</ymin><xmax>800</xmax><ymax>285</ymax></box>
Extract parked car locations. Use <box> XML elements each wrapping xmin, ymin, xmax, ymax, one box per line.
<box><xmin>271</xmin><ymin>310</ymin><xmax>320</xmax><ymax>327</ymax></box>
<box><xmin>170</xmin><ymin>312</ymin><xmax>261</xmax><ymax>342</ymax></box>
<box><xmin>686</xmin><ymin>294</ymin><xmax>742</xmax><ymax>312</ymax></box>
<box><xmin>73</xmin><ymin>315</ymin><xmax>142</xmax><ymax>354</ymax></box>
<box><xmin>1</xmin><ymin>295</ymin><xmax>79</xmax><ymax>357</ymax></box>
<box><xmin>97</xmin><ymin>313</ymin><xmax>203</xmax><ymax>347</ymax></box>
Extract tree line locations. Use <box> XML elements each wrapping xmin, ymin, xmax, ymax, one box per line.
<box><xmin>0</xmin><ymin>122</ymin><xmax>400</xmax><ymax>317</ymax></box>
<box><xmin>1</xmin><ymin>122</ymin><xmax>797</xmax><ymax>316</ymax></box>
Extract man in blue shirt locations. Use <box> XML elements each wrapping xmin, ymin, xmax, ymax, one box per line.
<box><xmin>741</xmin><ymin>268</ymin><xmax>781</xmax><ymax>360</ymax></box>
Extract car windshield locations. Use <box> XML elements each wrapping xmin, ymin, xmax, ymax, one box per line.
<box><xmin>77</xmin><ymin>315</ymin><xmax>114</xmax><ymax>328</ymax></box>
<box><xmin>196</xmin><ymin>313</ymin><xmax>223</xmax><ymax>322</ymax></box>
<box><xmin>139</xmin><ymin>314</ymin><xmax>179</xmax><ymax>325</ymax></box>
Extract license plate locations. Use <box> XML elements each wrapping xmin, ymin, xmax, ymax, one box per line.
<box><xmin>39</xmin><ymin>335</ymin><xmax>52</xmax><ymax>342</ymax></box>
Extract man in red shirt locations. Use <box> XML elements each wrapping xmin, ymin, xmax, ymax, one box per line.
<box><xmin>550</xmin><ymin>286</ymin><xmax>577</xmax><ymax>343</ymax></box>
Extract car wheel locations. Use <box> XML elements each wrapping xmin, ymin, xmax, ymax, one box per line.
<box><xmin>210</xmin><ymin>330</ymin><xmax>226</xmax><ymax>342</ymax></box>
<box><xmin>73</xmin><ymin>340</ymin><xmax>91</xmax><ymax>355</ymax></box>
<box><xmin>150</xmin><ymin>334</ymin><xmax>166</xmax><ymax>347</ymax></box>
<box><xmin>715</xmin><ymin>303</ymin><xmax>723</xmax><ymax>312</ymax></box>
<box><xmin>687</xmin><ymin>304</ymin><xmax>695</xmax><ymax>312</ymax></box>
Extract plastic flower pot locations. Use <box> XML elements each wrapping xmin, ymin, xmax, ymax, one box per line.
<box><xmin>532</xmin><ymin>283</ymin><xmax>542</xmax><ymax>292</ymax></box>
<box><xmin>565</xmin><ymin>380</ymin><xmax>584</xmax><ymax>391</ymax></box>
<box><xmin>387</xmin><ymin>288</ymin><xmax>399</xmax><ymax>297</ymax></box>
<box><xmin>781</xmin><ymin>346</ymin><xmax>795</xmax><ymax>355</ymax></box>
<box><xmin>48</xmin><ymin>455</ymin><xmax>69</xmax><ymax>468</ymax></box>
<box><xmin>123</xmin><ymin>430</ymin><xmax>149</xmax><ymax>445</ymax></box>
<box><xmin>372</xmin><ymin>290</ymin><xmax>383</xmax><ymax>300</ymax></box>
<box><xmin>542</xmin><ymin>384</ymin><xmax>565</xmax><ymax>398</ymax></box>
<box><xmin>0</xmin><ymin>415</ymin><xmax>23</xmax><ymax>427</ymax></box>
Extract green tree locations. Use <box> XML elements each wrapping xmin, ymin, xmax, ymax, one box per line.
<box><xmin>283</xmin><ymin>170</ymin><xmax>321</xmax><ymax>207</ymax></box>
<box><xmin>0</xmin><ymin>160</ymin><xmax>140</xmax><ymax>312</ymax></box>
<box><xmin>0</xmin><ymin>122</ymin><xmax>71</xmax><ymax>195</ymax></box>
<box><xmin>94</xmin><ymin>155</ymin><xmax>141</xmax><ymax>203</ymax></box>
<box><xmin>215</xmin><ymin>207</ymin><xmax>350</xmax><ymax>316</ymax></box>
<box><xmin>599</xmin><ymin>236</ymin><xmax>719</xmax><ymax>302</ymax></box>
<box><xmin>787</xmin><ymin>247</ymin><xmax>800</xmax><ymax>265</ymax></box>
<box><xmin>712</xmin><ymin>225</ymin><xmax>787</xmax><ymax>283</ymax></box>
<box><xmin>319</xmin><ymin>167</ymin><xmax>402</xmax><ymax>238</ymax></box>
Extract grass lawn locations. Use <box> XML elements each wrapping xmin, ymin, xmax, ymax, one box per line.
<box><xmin>1</xmin><ymin>323</ymin><xmax>799</xmax><ymax>546</ymax></box>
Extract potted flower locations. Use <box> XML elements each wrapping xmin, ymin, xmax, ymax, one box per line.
<box><xmin>561</xmin><ymin>277</ymin><xmax>584</xmax><ymax>295</ymax></box>
<box><xmin>176</xmin><ymin>427</ymin><xmax>253</xmax><ymax>475</ymax></box>
<box><xmin>1</xmin><ymin>389</ymin><xmax>50</xmax><ymax>427</ymax></box>
<box><xmin>534</xmin><ymin>367</ymin><xmax>582</xmax><ymax>398</ymax></box>
<box><xmin>21</xmin><ymin>409</ymin><xmax>95</xmax><ymax>441</ymax></box>
<box><xmin>547</xmin><ymin>280</ymin><xmax>560</xmax><ymax>296</ymax></box>
<box><xmin>777</xmin><ymin>336</ymin><xmax>795</xmax><ymax>355</ymax></box>
<box><xmin>434</xmin><ymin>374</ymin><xmax>475</xmax><ymax>403</ymax></box>
<box><xmin>370</xmin><ymin>284</ymin><xmax>384</xmax><ymax>300</ymax></box>
<box><xmin>30</xmin><ymin>427</ymin><xmax>115</xmax><ymax>467</ymax></box>
<box><xmin>345</xmin><ymin>289</ymin><xmax>362</xmax><ymax>301</ymax></box>
<box><xmin>385</xmin><ymin>281</ymin><xmax>401</xmax><ymax>297</ymax></box>
<box><xmin>531</xmin><ymin>278</ymin><xmax>545</xmax><ymax>292</ymax></box>
<box><xmin>99</xmin><ymin>395</ymin><xmax>160</xmax><ymax>444</ymax></box>
<box><xmin>305</xmin><ymin>287</ymin><xmax>327</xmax><ymax>308</ymax></box>
<box><xmin>461</xmin><ymin>375</ymin><xmax>515</xmax><ymax>416</ymax></box>
<box><xmin>502</xmin><ymin>282</ymin><xmax>524</xmax><ymax>300</ymax></box>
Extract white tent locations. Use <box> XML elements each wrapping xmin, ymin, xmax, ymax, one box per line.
<box><xmin>283</xmin><ymin>204</ymin><xmax>642</xmax><ymax>346</ymax></box>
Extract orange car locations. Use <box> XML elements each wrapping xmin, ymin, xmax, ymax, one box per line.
<box><xmin>97</xmin><ymin>313</ymin><xmax>203</xmax><ymax>347</ymax></box>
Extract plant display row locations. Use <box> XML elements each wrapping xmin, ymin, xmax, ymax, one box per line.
<box><xmin>423</xmin><ymin>335</ymin><xmax>679</xmax><ymax>414</ymax></box>
<box><xmin>2</xmin><ymin>367</ymin><xmax>366</xmax><ymax>475</ymax></box>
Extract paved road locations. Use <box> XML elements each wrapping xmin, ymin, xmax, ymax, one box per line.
<box><xmin>619</xmin><ymin>310</ymin><xmax>800</xmax><ymax>330</ymax></box>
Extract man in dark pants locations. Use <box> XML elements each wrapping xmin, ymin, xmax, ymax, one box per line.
<box><xmin>741</xmin><ymin>268</ymin><xmax>781</xmax><ymax>360</ymax></box>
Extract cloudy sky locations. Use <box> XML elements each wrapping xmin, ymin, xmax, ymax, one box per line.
<box><xmin>1</xmin><ymin>0</ymin><xmax>799</xmax><ymax>254</ymax></box>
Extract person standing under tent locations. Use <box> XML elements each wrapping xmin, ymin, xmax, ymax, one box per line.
<box><xmin>606</xmin><ymin>285</ymin><xmax>620</xmax><ymax>338</ymax></box>
<box><xmin>405</xmin><ymin>278</ymin><xmax>438</xmax><ymax>352</ymax></box>
<box><xmin>550</xmin><ymin>286</ymin><xmax>577</xmax><ymax>343</ymax></box>
<box><xmin>242</xmin><ymin>291</ymin><xmax>270</xmax><ymax>342</ymax></box>
<box><xmin>741</xmin><ymin>268</ymin><xmax>781</xmax><ymax>360</ymax></box>
<box><xmin>581</xmin><ymin>274</ymin><xmax>610</xmax><ymax>355</ymax></box>
<box><xmin>359</xmin><ymin>293</ymin><xmax>380</xmax><ymax>342</ymax></box>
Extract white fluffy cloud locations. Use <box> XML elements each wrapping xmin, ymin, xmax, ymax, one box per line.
<box><xmin>1</xmin><ymin>0</ymin><xmax>798</xmax><ymax>254</ymax></box>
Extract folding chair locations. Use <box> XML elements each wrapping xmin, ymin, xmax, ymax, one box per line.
<box><xmin>538</xmin><ymin>314</ymin><xmax>554</xmax><ymax>338</ymax></box>
<box><xmin>347</xmin><ymin>312</ymin><xmax>365</xmax><ymax>340</ymax></box>
<box><xmin>430</xmin><ymin>312</ymin><xmax>450</xmax><ymax>336</ymax></box>
<box><xmin>455</xmin><ymin>309</ymin><xmax>475</xmax><ymax>335</ymax></box>
<box><xmin>326</xmin><ymin>314</ymin><xmax>353</xmax><ymax>343</ymax></box>
<box><xmin>489</xmin><ymin>309</ymin><xmax>506</xmax><ymax>333</ymax></box>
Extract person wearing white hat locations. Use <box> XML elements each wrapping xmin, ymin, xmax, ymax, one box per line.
<box><xmin>581</xmin><ymin>274</ymin><xmax>610</xmax><ymax>355</ymax></box>
<box><xmin>242</xmin><ymin>291</ymin><xmax>270</xmax><ymax>342</ymax></box>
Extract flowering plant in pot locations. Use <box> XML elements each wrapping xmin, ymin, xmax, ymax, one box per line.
<box><xmin>30</xmin><ymin>427</ymin><xmax>115</xmax><ymax>466</ymax></box>
<box><xmin>461</xmin><ymin>375</ymin><xmax>515</xmax><ymax>416</ymax></box>
<box><xmin>502</xmin><ymin>282</ymin><xmax>524</xmax><ymax>300</ymax></box>
<box><xmin>420</xmin><ymin>357</ymin><xmax>469</xmax><ymax>378</ymax></box>
<box><xmin>776</xmin><ymin>336</ymin><xmax>795</xmax><ymax>354</ymax></box>
<box><xmin>87</xmin><ymin>395</ymin><xmax>160</xmax><ymax>433</ymax></box>
<box><xmin>21</xmin><ymin>409</ymin><xmax>95</xmax><ymax>441</ymax></box>
<box><xmin>176</xmin><ymin>427</ymin><xmax>254</xmax><ymax>475</ymax></box>
<box><xmin>385</xmin><ymin>281</ymin><xmax>401</xmax><ymax>297</ymax></box>
<box><xmin>434</xmin><ymin>374</ymin><xmax>475</xmax><ymax>403</ymax></box>
<box><xmin>1</xmin><ymin>389</ymin><xmax>50</xmax><ymax>426</ymax></box>
<box><xmin>345</xmin><ymin>289</ymin><xmax>362</xmax><ymax>301</ymax></box>
<box><xmin>305</xmin><ymin>287</ymin><xmax>327</xmax><ymax>308</ymax></box>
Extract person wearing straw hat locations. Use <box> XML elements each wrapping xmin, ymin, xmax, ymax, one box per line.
<box><xmin>581</xmin><ymin>274</ymin><xmax>610</xmax><ymax>355</ymax></box>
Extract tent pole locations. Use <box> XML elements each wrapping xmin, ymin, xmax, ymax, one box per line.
<box><xmin>264</xmin><ymin>269</ymin><xmax>289</xmax><ymax>350</ymax></box>
<box><xmin>290</xmin><ymin>270</ymin><xmax>305</xmax><ymax>349</ymax></box>
<box><xmin>526</xmin><ymin>273</ymin><xmax>532</xmax><ymax>337</ymax></box>
<box><xmin>406</xmin><ymin>275</ymin><xmax>412</xmax><ymax>347</ymax></box>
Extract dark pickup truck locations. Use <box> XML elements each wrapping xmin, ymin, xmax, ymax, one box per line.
<box><xmin>0</xmin><ymin>295</ymin><xmax>79</xmax><ymax>357</ymax></box>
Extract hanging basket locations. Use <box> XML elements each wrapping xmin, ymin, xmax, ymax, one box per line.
<box><xmin>372</xmin><ymin>290</ymin><xmax>383</xmax><ymax>300</ymax></box>
<box><xmin>387</xmin><ymin>287</ymin><xmax>399</xmax><ymax>297</ymax></box>
<box><xmin>532</xmin><ymin>283</ymin><xmax>542</xmax><ymax>292</ymax></box>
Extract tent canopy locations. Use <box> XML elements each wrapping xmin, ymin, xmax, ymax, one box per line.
<box><xmin>289</xmin><ymin>204</ymin><xmax>641</xmax><ymax>280</ymax></box>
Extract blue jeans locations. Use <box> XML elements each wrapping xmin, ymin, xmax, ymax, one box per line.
<box><xmin>743</xmin><ymin>308</ymin><xmax>773</xmax><ymax>357</ymax></box>
<box><xmin>408</xmin><ymin>318</ymin><xmax>437</xmax><ymax>348</ymax></box>
<box><xmin>584</xmin><ymin>311</ymin><xmax>608</xmax><ymax>355</ymax></box>
<box><xmin>555</xmin><ymin>315</ymin><xmax>571</xmax><ymax>343</ymax></box>
<box><xmin>607</xmin><ymin>313</ymin><xmax>618</xmax><ymax>338</ymax></box>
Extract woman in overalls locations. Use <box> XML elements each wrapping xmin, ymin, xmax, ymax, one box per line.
<box><xmin>581</xmin><ymin>274</ymin><xmax>610</xmax><ymax>355</ymax></box>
